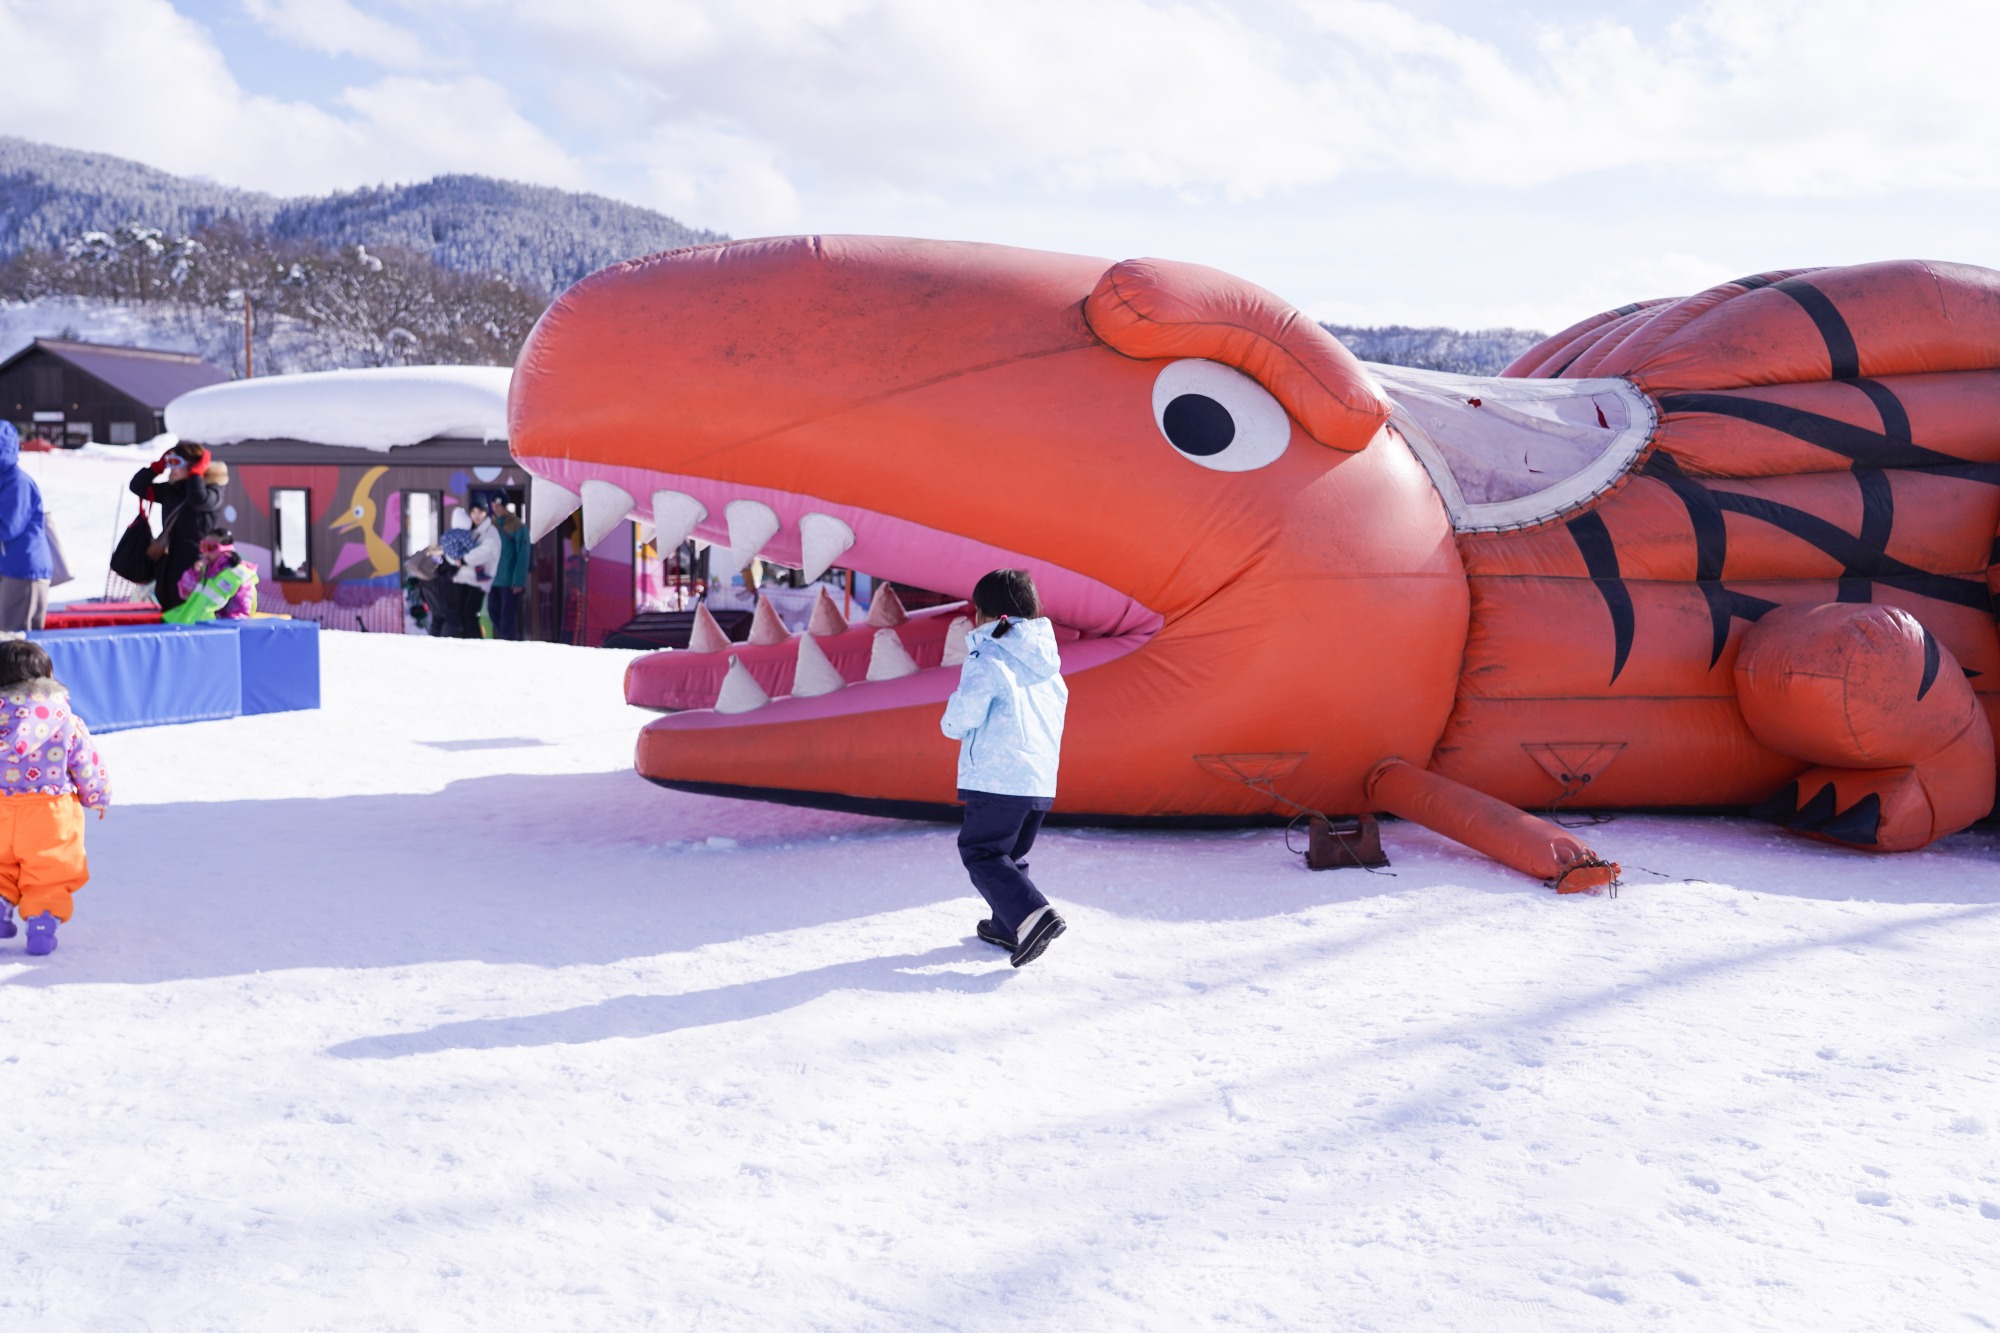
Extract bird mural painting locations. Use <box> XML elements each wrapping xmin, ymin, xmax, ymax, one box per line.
<box><xmin>505</xmin><ymin>237</ymin><xmax>2000</xmax><ymax>884</ymax></box>
<box><xmin>328</xmin><ymin>465</ymin><xmax>401</xmax><ymax>580</ymax></box>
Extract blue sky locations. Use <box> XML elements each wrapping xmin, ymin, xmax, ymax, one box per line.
<box><xmin>4</xmin><ymin>0</ymin><xmax>1999</xmax><ymax>331</ymax></box>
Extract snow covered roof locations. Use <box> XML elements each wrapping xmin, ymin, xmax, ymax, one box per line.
<box><xmin>165</xmin><ymin>365</ymin><xmax>512</xmax><ymax>450</ymax></box>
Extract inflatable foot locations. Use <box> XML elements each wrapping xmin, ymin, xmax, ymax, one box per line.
<box><xmin>1736</xmin><ymin>604</ymin><xmax>1994</xmax><ymax>851</ymax></box>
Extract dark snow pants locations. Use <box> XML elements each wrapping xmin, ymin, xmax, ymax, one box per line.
<box><xmin>957</xmin><ymin>789</ymin><xmax>1053</xmax><ymax>935</ymax></box>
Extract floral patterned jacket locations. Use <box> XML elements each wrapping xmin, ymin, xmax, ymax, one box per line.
<box><xmin>0</xmin><ymin>680</ymin><xmax>110</xmax><ymax>811</ymax></box>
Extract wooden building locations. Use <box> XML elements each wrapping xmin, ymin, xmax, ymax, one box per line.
<box><xmin>164</xmin><ymin>366</ymin><xmax>640</xmax><ymax>641</ymax></box>
<box><xmin>0</xmin><ymin>338</ymin><xmax>228</xmax><ymax>447</ymax></box>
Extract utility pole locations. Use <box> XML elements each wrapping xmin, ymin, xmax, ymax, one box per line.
<box><xmin>243</xmin><ymin>291</ymin><xmax>254</xmax><ymax>378</ymax></box>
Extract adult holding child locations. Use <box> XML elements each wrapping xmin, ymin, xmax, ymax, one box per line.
<box><xmin>126</xmin><ymin>441</ymin><xmax>224</xmax><ymax>612</ymax></box>
<box><xmin>0</xmin><ymin>421</ymin><xmax>53</xmax><ymax>631</ymax></box>
<box><xmin>449</xmin><ymin>501</ymin><xmax>502</xmax><ymax>638</ymax></box>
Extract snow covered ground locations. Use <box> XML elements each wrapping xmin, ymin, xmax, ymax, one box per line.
<box><xmin>2</xmin><ymin>467</ymin><xmax>1998</xmax><ymax>1330</ymax></box>
<box><xmin>1</xmin><ymin>635</ymin><xmax>1994</xmax><ymax>1330</ymax></box>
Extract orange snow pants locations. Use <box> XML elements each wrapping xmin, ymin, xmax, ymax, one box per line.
<box><xmin>0</xmin><ymin>793</ymin><xmax>89</xmax><ymax>923</ymax></box>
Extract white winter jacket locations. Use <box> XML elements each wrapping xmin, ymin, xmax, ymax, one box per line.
<box><xmin>940</xmin><ymin>617</ymin><xmax>1068</xmax><ymax>798</ymax></box>
<box><xmin>453</xmin><ymin>517</ymin><xmax>502</xmax><ymax>588</ymax></box>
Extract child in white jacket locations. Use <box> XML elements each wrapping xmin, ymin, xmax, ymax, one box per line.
<box><xmin>940</xmin><ymin>569</ymin><xmax>1069</xmax><ymax>967</ymax></box>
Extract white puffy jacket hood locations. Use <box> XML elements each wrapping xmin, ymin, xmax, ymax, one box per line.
<box><xmin>939</xmin><ymin>617</ymin><xmax>1069</xmax><ymax>799</ymax></box>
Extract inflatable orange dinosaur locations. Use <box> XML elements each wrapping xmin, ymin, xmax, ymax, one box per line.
<box><xmin>510</xmin><ymin>238</ymin><xmax>2000</xmax><ymax>879</ymax></box>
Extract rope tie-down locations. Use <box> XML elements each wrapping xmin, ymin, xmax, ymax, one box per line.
<box><xmin>1192</xmin><ymin>753</ymin><xmax>1393</xmax><ymax>873</ymax></box>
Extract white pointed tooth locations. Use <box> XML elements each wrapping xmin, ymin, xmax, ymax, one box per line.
<box><xmin>724</xmin><ymin>499</ymin><xmax>780</xmax><ymax>569</ymax></box>
<box><xmin>651</xmin><ymin>490</ymin><xmax>708</xmax><ymax>550</ymax></box>
<box><xmin>940</xmin><ymin>615</ymin><xmax>973</xmax><ymax>667</ymax></box>
<box><xmin>713</xmin><ymin>655</ymin><xmax>772</xmax><ymax>713</ymax></box>
<box><xmin>529</xmin><ymin>474</ymin><xmax>581</xmax><ymax>542</ymax></box>
<box><xmin>686</xmin><ymin>603</ymin><xmax>733</xmax><ymax>654</ymax></box>
<box><xmin>580</xmin><ymin>479</ymin><xmax>637</xmax><ymax>548</ymax></box>
<box><xmin>864</xmin><ymin>583</ymin><xmax>908</xmax><ymax>628</ymax></box>
<box><xmin>798</xmin><ymin>512</ymin><xmax>855</xmax><ymax>582</ymax></box>
<box><xmin>806</xmin><ymin>585</ymin><xmax>848</xmax><ymax>637</ymax></box>
<box><xmin>866</xmin><ymin>627</ymin><xmax>919</xmax><ymax>681</ymax></box>
<box><xmin>791</xmin><ymin>632</ymin><xmax>846</xmax><ymax>697</ymax></box>
<box><xmin>746</xmin><ymin>595</ymin><xmax>791</xmax><ymax>646</ymax></box>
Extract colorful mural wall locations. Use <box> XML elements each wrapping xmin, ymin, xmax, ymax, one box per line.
<box><xmin>204</xmin><ymin>457</ymin><xmax>607</xmax><ymax>636</ymax></box>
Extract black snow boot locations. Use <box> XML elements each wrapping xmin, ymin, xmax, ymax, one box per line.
<box><xmin>1009</xmin><ymin>908</ymin><xmax>1065</xmax><ymax>968</ymax></box>
<box><xmin>976</xmin><ymin>918</ymin><xmax>1015</xmax><ymax>949</ymax></box>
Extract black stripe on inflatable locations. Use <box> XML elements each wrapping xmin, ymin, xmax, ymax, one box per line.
<box><xmin>1645</xmin><ymin>454</ymin><xmax>1727</xmax><ymax>579</ymax></box>
<box><xmin>1644</xmin><ymin>453</ymin><xmax>1778</xmax><ymax>663</ymax></box>
<box><xmin>1656</xmin><ymin>393</ymin><xmax>1971</xmax><ymax>471</ymax></box>
<box><xmin>1706</xmin><ymin>489</ymin><xmax>1992</xmax><ymax>610</ymax></box>
<box><xmin>1840</xmin><ymin>469</ymin><xmax>1896</xmax><ymax>603</ymax></box>
<box><xmin>1732</xmin><ymin>274</ymin><xmax>1778</xmax><ymax>291</ymax></box>
<box><xmin>1849</xmin><ymin>378</ymin><xmax>1912</xmax><ymax>440</ymax></box>
<box><xmin>1820</xmin><ymin>792</ymin><xmax>1882</xmax><ymax>846</ymax></box>
<box><xmin>1774</xmin><ymin>278</ymin><xmax>1861</xmax><ymax>379</ymax></box>
<box><xmin>1566</xmin><ymin>511</ymin><xmax>1635</xmax><ymax>684</ymax></box>
<box><xmin>1919</xmin><ymin>627</ymin><xmax>1942</xmax><ymax>700</ymax></box>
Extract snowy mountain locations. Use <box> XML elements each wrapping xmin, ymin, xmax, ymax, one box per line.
<box><xmin>0</xmin><ymin>137</ymin><xmax>275</xmax><ymax>254</ymax></box>
<box><xmin>267</xmin><ymin>175</ymin><xmax>721</xmax><ymax>296</ymax></box>
<box><xmin>0</xmin><ymin>136</ymin><xmax>720</xmax><ymax>296</ymax></box>
<box><xmin>1325</xmin><ymin>322</ymin><xmax>1546</xmax><ymax>376</ymax></box>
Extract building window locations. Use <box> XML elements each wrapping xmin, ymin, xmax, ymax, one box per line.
<box><xmin>108</xmin><ymin>422</ymin><xmax>137</xmax><ymax>445</ymax></box>
<box><xmin>272</xmin><ymin>488</ymin><xmax>312</xmax><ymax>580</ymax></box>
<box><xmin>402</xmin><ymin>491</ymin><xmax>441</xmax><ymax>558</ymax></box>
<box><xmin>63</xmin><ymin>423</ymin><xmax>92</xmax><ymax>447</ymax></box>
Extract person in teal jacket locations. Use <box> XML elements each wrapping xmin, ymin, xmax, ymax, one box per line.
<box><xmin>487</xmin><ymin>505</ymin><xmax>530</xmax><ymax>640</ymax></box>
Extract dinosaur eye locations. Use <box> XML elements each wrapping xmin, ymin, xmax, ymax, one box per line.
<box><xmin>1151</xmin><ymin>359</ymin><xmax>1291</xmax><ymax>472</ymax></box>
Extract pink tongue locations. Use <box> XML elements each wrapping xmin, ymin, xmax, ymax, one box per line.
<box><xmin>626</xmin><ymin>612</ymin><xmax>960</xmax><ymax>711</ymax></box>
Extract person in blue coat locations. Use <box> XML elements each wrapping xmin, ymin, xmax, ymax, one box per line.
<box><xmin>0</xmin><ymin>422</ymin><xmax>53</xmax><ymax>631</ymax></box>
<box><xmin>939</xmin><ymin>568</ymin><xmax>1070</xmax><ymax>967</ymax></box>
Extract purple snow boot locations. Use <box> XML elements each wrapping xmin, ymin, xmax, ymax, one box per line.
<box><xmin>0</xmin><ymin>903</ymin><xmax>16</xmax><ymax>939</ymax></box>
<box><xmin>24</xmin><ymin>912</ymin><xmax>58</xmax><ymax>956</ymax></box>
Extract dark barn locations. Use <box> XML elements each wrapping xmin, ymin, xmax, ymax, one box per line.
<box><xmin>0</xmin><ymin>337</ymin><xmax>229</xmax><ymax>447</ymax></box>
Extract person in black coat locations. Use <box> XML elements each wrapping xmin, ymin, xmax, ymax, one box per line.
<box><xmin>128</xmin><ymin>442</ymin><xmax>225</xmax><ymax>612</ymax></box>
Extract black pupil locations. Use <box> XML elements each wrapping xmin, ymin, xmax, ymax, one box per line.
<box><xmin>1161</xmin><ymin>394</ymin><xmax>1235</xmax><ymax>456</ymax></box>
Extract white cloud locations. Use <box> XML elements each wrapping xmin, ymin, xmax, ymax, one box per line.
<box><xmin>471</xmin><ymin>0</ymin><xmax>2000</xmax><ymax>235</ymax></box>
<box><xmin>338</xmin><ymin>77</ymin><xmax>586</xmax><ymax>189</ymax></box>
<box><xmin>11</xmin><ymin>0</ymin><xmax>2000</xmax><ymax>327</ymax></box>
<box><xmin>637</xmin><ymin>120</ymin><xmax>803</xmax><ymax>236</ymax></box>
<box><xmin>0</xmin><ymin>0</ymin><xmax>584</xmax><ymax>198</ymax></box>
<box><xmin>240</xmin><ymin>0</ymin><xmax>429</xmax><ymax>68</ymax></box>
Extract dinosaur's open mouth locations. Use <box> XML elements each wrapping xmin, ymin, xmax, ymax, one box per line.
<box><xmin>524</xmin><ymin>457</ymin><xmax>1163</xmax><ymax>728</ymax></box>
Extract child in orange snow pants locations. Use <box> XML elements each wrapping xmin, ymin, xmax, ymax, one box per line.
<box><xmin>0</xmin><ymin>792</ymin><xmax>90</xmax><ymax>920</ymax></box>
<box><xmin>0</xmin><ymin>641</ymin><xmax>110</xmax><ymax>956</ymax></box>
